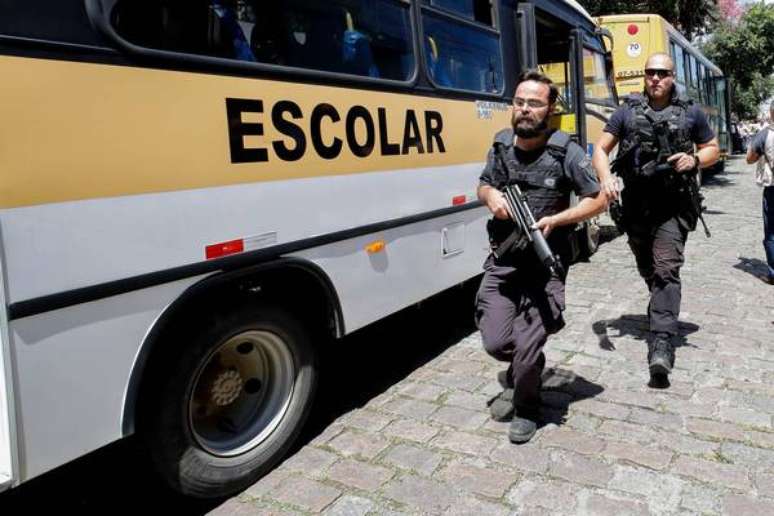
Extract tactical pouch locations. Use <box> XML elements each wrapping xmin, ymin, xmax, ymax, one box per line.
<box><xmin>664</xmin><ymin>171</ymin><xmax>701</xmax><ymax>232</ymax></box>
<box><xmin>487</xmin><ymin>217</ymin><xmax>527</xmax><ymax>258</ymax></box>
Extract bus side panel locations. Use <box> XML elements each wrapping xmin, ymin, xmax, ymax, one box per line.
<box><xmin>0</xmin><ymin>163</ymin><xmax>489</xmax><ymax>307</ymax></box>
<box><xmin>294</xmin><ymin>203</ymin><xmax>490</xmax><ymax>334</ymax></box>
<box><xmin>8</xmin><ymin>277</ymin><xmax>201</xmax><ymax>482</ymax></box>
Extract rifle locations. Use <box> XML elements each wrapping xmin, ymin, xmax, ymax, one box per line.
<box><xmin>650</xmin><ymin>120</ymin><xmax>712</xmax><ymax>238</ymax></box>
<box><xmin>502</xmin><ymin>183</ymin><xmax>566</xmax><ymax>276</ymax></box>
<box><xmin>492</xmin><ymin>143</ymin><xmax>565</xmax><ymax>276</ymax></box>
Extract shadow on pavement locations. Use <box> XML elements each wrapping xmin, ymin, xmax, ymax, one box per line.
<box><xmin>734</xmin><ymin>256</ymin><xmax>772</xmax><ymax>283</ymax></box>
<box><xmin>0</xmin><ymin>279</ymin><xmax>483</xmax><ymax>514</ymax></box>
<box><xmin>297</xmin><ymin>279</ymin><xmax>481</xmax><ymax>445</ymax></box>
<box><xmin>538</xmin><ymin>368</ymin><xmax>604</xmax><ymax>427</ymax></box>
<box><xmin>592</xmin><ymin>314</ymin><xmax>699</xmax><ymax>351</ymax></box>
<box><xmin>591</xmin><ymin>315</ymin><xmax>700</xmax><ymax>390</ymax></box>
<box><xmin>485</xmin><ymin>367</ymin><xmax>604</xmax><ymax>429</ymax></box>
<box><xmin>702</xmin><ymin>172</ymin><xmax>734</xmax><ymax>188</ymax></box>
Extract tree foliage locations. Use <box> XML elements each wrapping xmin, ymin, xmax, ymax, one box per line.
<box><xmin>702</xmin><ymin>4</ymin><xmax>774</xmax><ymax>120</ymax></box>
<box><xmin>580</xmin><ymin>0</ymin><xmax>717</xmax><ymax>39</ymax></box>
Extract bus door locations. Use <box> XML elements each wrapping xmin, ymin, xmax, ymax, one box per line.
<box><xmin>516</xmin><ymin>4</ymin><xmax>586</xmax><ymax>148</ymax></box>
<box><xmin>581</xmin><ymin>31</ymin><xmax>619</xmax><ymax>156</ymax></box>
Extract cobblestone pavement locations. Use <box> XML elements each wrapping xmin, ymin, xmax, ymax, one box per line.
<box><xmin>212</xmin><ymin>157</ymin><xmax>774</xmax><ymax>515</ymax></box>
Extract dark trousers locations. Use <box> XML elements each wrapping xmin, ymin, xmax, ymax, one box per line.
<box><xmin>627</xmin><ymin>217</ymin><xmax>688</xmax><ymax>336</ymax></box>
<box><xmin>763</xmin><ymin>186</ymin><xmax>774</xmax><ymax>279</ymax></box>
<box><xmin>475</xmin><ymin>255</ymin><xmax>566</xmax><ymax>411</ymax></box>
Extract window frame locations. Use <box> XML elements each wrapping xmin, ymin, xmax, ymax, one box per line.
<box><xmin>697</xmin><ymin>63</ymin><xmax>706</xmax><ymax>104</ymax></box>
<box><xmin>84</xmin><ymin>0</ymin><xmax>421</xmax><ymax>89</ymax></box>
<box><xmin>418</xmin><ymin>0</ymin><xmax>506</xmax><ymax>97</ymax></box>
<box><xmin>581</xmin><ymin>44</ymin><xmax>617</xmax><ymax>108</ymax></box>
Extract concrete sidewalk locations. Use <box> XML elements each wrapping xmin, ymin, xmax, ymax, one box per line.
<box><xmin>217</xmin><ymin>157</ymin><xmax>774</xmax><ymax>515</ymax></box>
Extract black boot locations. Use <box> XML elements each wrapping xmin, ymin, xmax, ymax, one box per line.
<box><xmin>490</xmin><ymin>366</ymin><xmax>515</xmax><ymax>421</ymax></box>
<box><xmin>508</xmin><ymin>407</ymin><xmax>539</xmax><ymax>443</ymax></box>
<box><xmin>648</xmin><ymin>333</ymin><xmax>675</xmax><ymax>377</ymax></box>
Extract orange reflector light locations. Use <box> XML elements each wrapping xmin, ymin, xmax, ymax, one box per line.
<box><xmin>365</xmin><ymin>240</ymin><xmax>386</xmax><ymax>254</ymax></box>
<box><xmin>452</xmin><ymin>195</ymin><xmax>466</xmax><ymax>206</ymax></box>
<box><xmin>206</xmin><ymin>238</ymin><xmax>244</xmax><ymax>259</ymax></box>
<box><xmin>627</xmin><ymin>24</ymin><xmax>638</xmax><ymax>35</ymax></box>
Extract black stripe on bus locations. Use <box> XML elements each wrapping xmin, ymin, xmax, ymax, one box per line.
<box><xmin>7</xmin><ymin>201</ymin><xmax>485</xmax><ymax>320</ymax></box>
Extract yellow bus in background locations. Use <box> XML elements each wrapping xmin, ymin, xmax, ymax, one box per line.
<box><xmin>598</xmin><ymin>14</ymin><xmax>732</xmax><ymax>171</ymax></box>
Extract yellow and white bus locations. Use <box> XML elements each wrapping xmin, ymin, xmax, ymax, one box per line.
<box><xmin>0</xmin><ymin>0</ymin><xmax>616</xmax><ymax>498</ymax></box>
<box><xmin>599</xmin><ymin>13</ymin><xmax>733</xmax><ymax>170</ymax></box>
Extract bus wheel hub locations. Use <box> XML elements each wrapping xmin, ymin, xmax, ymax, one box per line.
<box><xmin>210</xmin><ymin>370</ymin><xmax>243</xmax><ymax>406</ymax></box>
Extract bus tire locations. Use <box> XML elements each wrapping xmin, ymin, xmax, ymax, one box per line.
<box><xmin>579</xmin><ymin>218</ymin><xmax>600</xmax><ymax>259</ymax></box>
<box><xmin>140</xmin><ymin>304</ymin><xmax>317</xmax><ymax>498</ymax></box>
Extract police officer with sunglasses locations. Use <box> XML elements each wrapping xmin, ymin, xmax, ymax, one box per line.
<box><xmin>592</xmin><ymin>53</ymin><xmax>720</xmax><ymax>386</ymax></box>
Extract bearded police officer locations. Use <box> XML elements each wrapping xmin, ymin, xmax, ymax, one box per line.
<box><xmin>592</xmin><ymin>53</ymin><xmax>719</xmax><ymax>385</ymax></box>
<box><xmin>476</xmin><ymin>70</ymin><xmax>606</xmax><ymax>443</ymax></box>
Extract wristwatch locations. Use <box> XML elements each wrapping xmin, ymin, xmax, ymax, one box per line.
<box><xmin>692</xmin><ymin>154</ymin><xmax>701</xmax><ymax>169</ymax></box>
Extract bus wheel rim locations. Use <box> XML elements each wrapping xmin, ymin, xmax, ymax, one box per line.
<box><xmin>188</xmin><ymin>330</ymin><xmax>295</xmax><ymax>457</ymax></box>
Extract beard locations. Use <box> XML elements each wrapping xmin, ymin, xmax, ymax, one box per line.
<box><xmin>512</xmin><ymin>111</ymin><xmax>549</xmax><ymax>138</ymax></box>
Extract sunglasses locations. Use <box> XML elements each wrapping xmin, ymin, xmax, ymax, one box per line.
<box><xmin>644</xmin><ymin>68</ymin><xmax>673</xmax><ymax>79</ymax></box>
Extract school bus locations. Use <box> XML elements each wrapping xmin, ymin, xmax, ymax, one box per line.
<box><xmin>599</xmin><ymin>13</ymin><xmax>733</xmax><ymax>171</ymax></box>
<box><xmin>0</xmin><ymin>0</ymin><xmax>616</xmax><ymax>498</ymax></box>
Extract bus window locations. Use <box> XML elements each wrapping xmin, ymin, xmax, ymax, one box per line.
<box><xmin>535</xmin><ymin>18</ymin><xmax>575</xmax><ymax>116</ymax></box>
<box><xmin>687</xmin><ymin>54</ymin><xmax>698</xmax><ymax>98</ymax></box>
<box><xmin>420</xmin><ymin>4</ymin><xmax>503</xmax><ymax>93</ymax></box>
<box><xmin>582</xmin><ymin>48</ymin><xmax>615</xmax><ymax>106</ymax></box>
<box><xmin>697</xmin><ymin>64</ymin><xmax>706</xmax><ymax>103</ymax></box>
<box><xmin>111</xmin><ymin>0</ymin><xmax>415</xmax><ymax>81</ymax></box>
<box><xmin>423</xmin><ymin>0</ymin><xmax>494</xmax><ymax>26</ymax></box>
<box><xmin>707</xmin><ymin>72</ymin><xmax>716</xmax><ymax>104</ymax></box>
<box><xmin>672</xmin><ymin>42</ymin><xmax>686</xmax><ymax>88</ymax></box>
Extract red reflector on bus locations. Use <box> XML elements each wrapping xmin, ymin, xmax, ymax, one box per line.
<box><xmin>452</xmin><ymin>195</ymin><xmax>466</xmax><ymax>206</ymax></box>
<box><xmin>206</xmin><ymin>239</ymin><xmax>244</xmax><ymax>259</ymax></box>
<box><xmin>627</xmin><ymin>24</ymin><xmax>638</xmax><ymax>35</ymax></box>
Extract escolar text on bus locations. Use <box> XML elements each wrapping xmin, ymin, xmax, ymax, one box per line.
<box><xmin>226</xmin><ymin>98</ymin><xmax>447</xmax><ymax>164</ymax></box>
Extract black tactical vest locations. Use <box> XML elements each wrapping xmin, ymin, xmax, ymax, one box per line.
<box><xmin>617</xmin><ymin>92</ymin><xmax>695</xmax><ymax>225</ymax></box>
<box><xmin>487</xmin><ymin>128</ymin><xmax>574</xmax><ymax>262</ymax></box>
<box><xmin>491</xmin><ymin>128</ymin><xmax>573</xmax><ymax>221</ymax></box>
<box><xmin>618</xmin><ymin>92</ymin><xmax>694</xmax><ymax>174</ymax></box>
